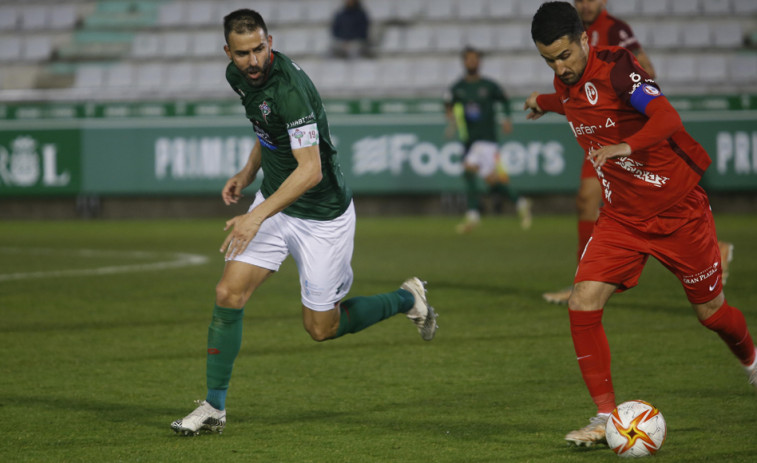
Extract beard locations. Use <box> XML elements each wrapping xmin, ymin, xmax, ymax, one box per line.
<box><xmin>243</xmin><ymin>54</ymin><xmax>271</xmax><ymax>87</ymax></box>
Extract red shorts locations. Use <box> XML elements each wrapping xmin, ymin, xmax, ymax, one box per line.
<box><xmin>580</xmin><ymin>156</ymin><xmax>597</xmax><ymax>180</ymax></box>
<box><xmin>575</xmin><ymin>186</ymin><xmax>723</xmax><ymax>304</ymax></box>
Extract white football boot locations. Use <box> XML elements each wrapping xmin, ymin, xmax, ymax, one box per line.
<box><xmin>565</xmin><ymin>413</ymin><xmax>610</xmax><ymax>446</ymax></box>
<box><xmin>171</xmin><ymin>400</ymin><xmax>226</xmax><ymax>436</ymax></box>
<box><xmin>745</xmin><ymin>346</ymin><xmax>757</xmax><ymax>390</ymax></box>
<box><xmin>401</xmin><ymin>277</ymin><xmax>438</xmax><ymax>341</ymax></box>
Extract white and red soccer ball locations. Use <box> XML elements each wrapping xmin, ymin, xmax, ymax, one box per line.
<box><xmin>605</xmin><ymin>400</ymin><xmax>667</xmax><ymax>458</ymax></box>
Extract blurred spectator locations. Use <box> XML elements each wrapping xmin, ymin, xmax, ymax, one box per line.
<box><xmin>330</xmin><ymin>0</ymin><xmax>371</xmax><ymax>59</ymax></box>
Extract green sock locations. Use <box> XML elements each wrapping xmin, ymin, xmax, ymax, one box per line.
<box><xmin>206</xmin><ymin>305</ymin><xmax>244</xmax><ymax>393</ymax></box>
<box><xmin>335</xmin><ymin>289</ymin><xmax>414</xmax><ymax>338</ymax></box>
<box><xmin>463</xmin><ymin>170</ymin><xmax>480</xmax><ymax>211</ymax></box>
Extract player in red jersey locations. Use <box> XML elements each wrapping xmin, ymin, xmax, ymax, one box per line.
<box><xmin>542</xmin><ymin>0</ymin><xmax>732</xmax><ymax>305</ymax></box>
<box><xmin>525</xmin><ymin>1</ymin><xmax>757</xmax><ymax>447</ymax></box>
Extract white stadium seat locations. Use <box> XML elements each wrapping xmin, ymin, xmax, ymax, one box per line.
<box><xmin>192</xmin><ymin>31</ymin><xmax>223</xmax><ymax>58</ymax></box>
<box><xmin>132</xmin><ymin>33</ymin><xmax>161</xmax><ymax>59</ymax></box>
<box><xmin>135</xmin><ymin>63</ymin><xmax>164</xmax><ymax>89</ymax></box>
<box><xmin>466</xmin><ymin>25</ymin><xmax>496</xmax><ymax>52</ymax></box>
<box><xmin>681</xmin><ymin>22</ymin><xmax>711</xmax><ymax>48</ymax></box>
<box><xmin>162</xmin><ymin>32</ymin><xmax>191</xmax><ymax>58</ymax></box>
<box><xmin>670</xmin><ymin>0</ymin><xmax>701</xmax><ymax>15</ymax></box>
<box><xmin>494</xmin><ymin>24</ymin><xmax>529</xmax><ymax>51</ymax></box>
<box><xmin>458</xmin><ymin>0</ymin><xmax>488</xmax><ymax>20</ymax></box>
<box><xmin>696</xmin><ymin>54</ymin><xmax>728</xmax><ymax>83</ymax></box>
<box><xmin>609</xmin><ymin>0</ymin><xmax>639</xmax><ymax>16</ymax></box>
<box><xmin>435</xmin><ymin>25</ymin><xmax>467</xmax><ymax>52</ymax></box>
<box><xmin>426</xmin><ymin>0</ymin><xmax>457</xmax><ymax>21</ymax></box>
<box><xmin>22</xmin><ymin>36</ymin><xmax>53</xmax><ymax>61</ymax></box>
<box><xmin>661</xmin><ymin>55</ymin><xmax>696</xmax><ymax>83</ymax></box>
<box><xmin>486</xmin><ymin>0</ymin><xmax>517</xmax><ymax>19</ymax></box>
<box><xmin>702</xmin><ymin>0</ymin><xmax>733</xmax><ymax>15</ymax></box>
<box><xmin>734</xmin><ymin>0</ymin><xmax>757</xmax><ymax>14</ymax></box>
<box><xmin>104</xmin><ymin>63</ymin><xmax>136</xmax><ymax>88</ymax></box>
<box><xmin>649</xmin><ymin>22</ymin><xmax>681</xmax><ymax>48</ymax></box>
<box><xmin>19</xmin><ymin>5</ymin><xmax>48</xmax><ymax>30</ymax></box>
<box><xmin>730</xmin><ymin>53</ymin><xmax>757</xmax><ymax>82</ymax></box>
<box><xmin>395</xmin><ymin>0</ymin><xmax>426</xmax><ymax>22</ymax></box>
<box><xmin>186</xmin><ymin>2</ymin><xmax>219</xmax><ymax>27</ymax></box>
<box><xmin>712</xmin><ymin>21</ymin><xmax>744</xmax><ymax>48</ymax></box>
<box><xmin>405</xmin><ymin>25</ymin><xmax>435</xmax><ymax>53</ymax></box>
<box><xmin>74</xmin><ymin>65</ymin><xmax>105</xmax><ymax>88</ymax></box>
<box><xmin>639</xmin><ymin>0</ymin><xmax>669</xmax><ymax>15</ymax></box>
<box><xmin>0</xmin><ymin>7</ymin><xmax>18</xmax><ymax>31</ymax></box>
<box><xmin>0</xmin><ymin>36</ymin><xmax>22</xmax><ymax>61</ymax></box>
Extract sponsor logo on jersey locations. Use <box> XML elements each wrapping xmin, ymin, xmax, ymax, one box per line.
<box><xmin>259</xmin><ymin>101</ymin><xmax>271</xmax><ymax>124</ymax></box>
<box><xmin>615</xmin><ymin>156</ymin><xmax>669</xmax><ymax>187</ymax></box>
<box><xmin>286</xmin><ymin>112</ymin><xmax>315</xmax><ymax>129</ymax></box>
<box><xmin>585</xmin><ymin>82</ymin><xmax>599</xmax><ymax>105</ymax></box>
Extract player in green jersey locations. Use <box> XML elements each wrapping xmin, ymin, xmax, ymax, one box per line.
<box><xmin>444</xmin><ymin>46</ymin><xmax>532</xmax><ymax>234</ymax></box>
<box><xmin>171</xmin><ymin>9</ymin><xmax>438</xmax><ymax>436</ymax></box>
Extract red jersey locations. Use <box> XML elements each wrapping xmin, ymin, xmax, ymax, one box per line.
<box><xmin>537</xmin><ymin>46</ymin><xmax>711</xmax><ymax>223</ymax></box>
<box><xmin>585</xmin><ymin>9</ymin><xmax>641</xmax><ymax>51</ymax></box>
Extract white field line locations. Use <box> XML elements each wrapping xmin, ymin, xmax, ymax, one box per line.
<box><xmin>0</xmin><ymin>247</ymin><xmax>209</xmax><ymax>282</ymax></box>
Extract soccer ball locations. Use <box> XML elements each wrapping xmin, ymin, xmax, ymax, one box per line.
<box><xmin>605</xmin><ymin>400</ymin><xmax>667</xmax><ymax>458</ymax></box>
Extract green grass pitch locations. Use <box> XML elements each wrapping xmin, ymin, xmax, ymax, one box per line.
<box><xmin>1</xmin><ymin>214</ymin><xmax>755</xmax><ymax>462</ymax></box>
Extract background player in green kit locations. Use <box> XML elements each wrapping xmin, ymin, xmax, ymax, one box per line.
<box><xmin>444</xmin><ymin>46</ymin><xmax>532</xmax><ymax>234</ymax></box>
<box><xmin>171</xmin><ymin>9</ymin><xmax>438</xmax><ymax>436</ymax></box>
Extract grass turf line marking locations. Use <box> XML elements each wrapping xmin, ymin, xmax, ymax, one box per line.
<box><xmin>0</xmin><ymin>247</ymin><xmax>209</xmax><ymax>282</ymax></box>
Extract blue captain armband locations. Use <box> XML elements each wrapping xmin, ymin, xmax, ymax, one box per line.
<box><xmin>630</xmin><ymin>83</ymin><xmax>663</xmax><ymax>114</ymax></box>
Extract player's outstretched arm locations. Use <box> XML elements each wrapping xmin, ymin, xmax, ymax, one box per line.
<box><xmin>524</xmin><ymin>91</ymin><xmax>545</xmax><ymax>120</ymax></box>
<box><xmin>221</xmin><ymin>144</ymin><xmax>322</xmax><ymax>259</ymax></box>
<box><xmin>222</xmin><ymin>138</ymin><xmax>262</xmax><ymax>206</ymax></box>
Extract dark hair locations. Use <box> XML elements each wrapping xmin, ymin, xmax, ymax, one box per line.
<box><xmin>461</xmin><ymin>45</ymin><xmax>481</xmax><ymax>58</ymax></box>
<box><xmin>223</xmin><ymin>9</ymin><xmax>268</xmax><ymax>44</ymax></box>
<box><xmin>531</xmin><ymin>1</ymin><xmax>585</xmax><ymax>46</ymax></box>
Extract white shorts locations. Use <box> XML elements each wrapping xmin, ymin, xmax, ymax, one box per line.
<box><xmin>464</xmin><ymin>140</ymin><xmax>507</xmax><ymax>180</ymax></box>
<box><xmin>229</xmin><ymin>192</ymin><xmax>355</xmax><ymax>311</ymax></box>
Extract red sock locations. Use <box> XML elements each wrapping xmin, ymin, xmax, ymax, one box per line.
<box><xmin>569</xmin><ymin>309</ymin><xmax>615</xmax><ymax>414</ymax></box>
<box><xmin>577</xmin><ymin>220</ymin><xmax>595</xmax><ymax>262</ymax></box>
<box><xmin>700</xmin><ymin>301</ymin><xmax>756</xmax><ymax>366</ymax></box>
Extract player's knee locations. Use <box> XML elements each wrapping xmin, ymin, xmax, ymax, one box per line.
<box><xmin>304</xmin><ymin>323</ymin><xmax>335</xmax><ymax>342</ymax></box>
<box><xmin>215</xmin><ymin>282</ymin><xmax>248</xmax><ymax>309</ymax></box>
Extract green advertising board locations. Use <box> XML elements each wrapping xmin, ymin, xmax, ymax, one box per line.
<box><xmin>0</xmin><ymin>97</ymin><xmax>756</xmax><ymax>197</ymax></box>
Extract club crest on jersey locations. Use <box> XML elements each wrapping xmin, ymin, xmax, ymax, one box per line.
<box><xmin>259</xmin><ymin>101</ymin><xmax>271</xmax><ymax>124</ymax></box>
<box><xmin>643</xmin><ymin>85</ymin><xmax>661</xmax><ymax>96</ymax></box>
<box><xmin>585</xmin><ymin>82</ymin><xmax>599</xmax><ymax>105</ymax></box>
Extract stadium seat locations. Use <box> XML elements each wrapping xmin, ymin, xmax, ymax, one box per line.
<box><xmin>192</xmin><ymin>31</ymin><xmax>223</xmax><ymax>58</ymax></box>
<box><xmin>649</xmin><ymin>22</ymin><xmax>681</xmax><ymax>48</ymax></box>
<box><xmin>22</xmin><ymin>36</ymin><xmax>53</xmax><ymax>62</ymax></box>
<box><xmin>380</xmin><ymin>26</ymin><xmax>404</xmax><ymax>53</ymax></box>
<box><xmin>172</xmin><ymin>62</ymin><xmax>194</xmax><ymax>88</ymax></box>
<box><xmin>135</xmin><ymin>63</ymin><xmax>164</xmax><ymax>89</ymax></box>
<box><xmin>501</xmin><ymin>56</ymin><xmax>538</xmax><ymax>87</ymax></box>
<box><xmin>730</xmin><ymin>53</ymin><xmax>757</xmax><ymax>82</ymax></box>
<box><xmin>162</xmin><ymin>32</ymin><xmax>191</xmax><ymax>58</ymax></box>
<box><xmin>494</xmin><ymin>24</ymin><xmax>529</xmax><ymax>51</ymax></box>
<box><xmin>712</xmin><ymin>21</ymin><xmax>744</xmax><ymax>48</ymax></box>
<box><xmin>310</xmin><ymin>28</ymin><xmax>332</xmax><ymax>56</ymax></box>
<box><xmin>49</xmin><ymin>4</ymin><xmax>78</xmax><ymax>30</ymax></box>
<box><xmin>0</xmin><ymin>36</ymin><xmax>23</xmax><ymax>61</ymax></box>
<box><xmin>195</xmin><ymin>60</ymin><xmax>226</xmax><ymax>89</ymax></box>
<box><xmin>486</xmin><ymin>0</ymin><xmax>517</xmax><ymax>19</ymax></box>
<box><xmin>411</xmin><ymin>56</ymin><xmax>445</xmax><ymax>88</ymax></box>
<box><xmin>312</xmin><ymin>58</ymin><xmax>350</xmax><ymax>92</ymax></box>
<box><xmin>516</xmin><ymin>0</ymin><xmax>543</xmax><ymax>18</ymax></box>
<box><xmin>670</xmin><ymin>0</ymin><xmax>701</xmax><ymax>15</ymax></box>
<box><xmin>157</xmin><ymin>2</ymin><xmax>187</xmax><ymax>27</ymax></box>
<box><xmin>458</xmin><ymin>0</ymin><xmax>488</xmax><ymax>20</ymax></box>
<box><xmin>681</xmin><ymin>22</ymin><xmax>711</xmax><ymax>48</ymax></box>
<box><xmin>734</xmin><ymin>0</ymin><xmax>757</xmax><ymax>14</ymax></box>
<box><xmin>363</xmin><ymin>0</ymin><xmax>394</xmax><ymax>22</ymax></box>
<box><xmin>639</xmin><ymin>0</ymin><xmax>670</xmax><ymax>15</ymax></box>
<box><xmin>466</xmin><ymin>25</ymin><xmax>496</xmax><ymax>52</ymax></box>
<box><xmin>405</xmin><ymin>26</ymin><xmax>435</xmax><ymax>53</ymax></box>
<box><xmin>278</xmin><ymin>29</ymin><xmax>313</xmax><ymax>56</ymax></box>
<box><xmin>19</xmin><ymin>5</ymin><xmax>48</xmax><ymax>30</ymax></box>
<box><xmin>629</xmin><ymin>21</ymin><xmax>651</xmax><ymax>48</ymax></box>
<box><xmin>186</xmin><ymin>2</ymin><xmax>219</xmax><ymax>27</ymax></box>
<box><xmin>426</xmin><ymin>0</ymin><xmax>457</xmax><ymax>21</ymax></box>
<box><xmin>132</xmin><ymin>33</ymin><xmax>162</xmax><ymax>59</ymax></box>
<box><xmin>350</xmin><ymin>59</ymin><xmax>379</xmax><ymax>90</ymax></box>
<box><xmin>435</xmin><ymin>25</ymin><xmax>467</xmax><ymax>53</ymax></box>
<box><xmin>702</xmin><ymin>0</ymin><xmax>733</xmax><ymax>15</ymax></box>
<box><xmin>660</xmin><ymin>55</ymin><xmax>696</xmax><ymax>83</ymax></box>
<box><xmin>303</xmin><ymin>0</ymin><xmax>340</xmax><ymax>24</ymax></box>
<box><xmin>395</xmin><ymin>0</ymin><xmax>426</xmax><ymax>22</ymax></box>
<box><xmin>696</xmin><ymin>54</ymin><xmax>728</xmax><ymax>83</ymax></box>
<box><xmin>608</xmin><ymin>0</ymin><xmax>639</xmax><ymax>17</ymax></box>
<box><xmin>73</xmin><ymin>65</ymin><xmax>105</xmax><ymax>89</ymax></box>
<box><xmin>104</xmin><ymin>63</ymin><xmax>136</xmax><ymax>88</ymax></box>
<box><xmin>0</xmin><ymin>6</ymin><xmax>18</xmax><ymax>31</ymax></box>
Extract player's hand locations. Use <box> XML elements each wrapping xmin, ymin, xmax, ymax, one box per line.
<box><xmin>220</xmin><ymin>213</ymin><xmax>263</xmax><ymax>259</ymax></box>
<box><xmin>523</xmin><ymin>91</ymin><xmax>544</xmax><ymax>120</ymax></box>
<box><xmin>502</xmin><ymin>118</ymin><xmax>513</xmax><ymax>134</ymax></box>
<box><xmin>588</xmin><ymin>143</ymin><xmax>631</xmax><ymax>168</ymax></box>
<box><xmin>221</xmin><ymin>174</ymin><xmax>249</xmax><ymax>206</ymax></box>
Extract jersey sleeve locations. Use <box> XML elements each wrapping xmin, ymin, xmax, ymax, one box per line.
<box><xmin>493</xmin><ymin>82</ymin><xmax>512</xmax><ymax>117</ymax></box>
<box><xmin>278</xmin><ymin>87</ymin><xmax>320</xmax><ymax>151</ymax></box>
<box><xmin>609</xmin><ymin>48</ymin><xmax>658</xmax><ymax>108</ymax></box>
